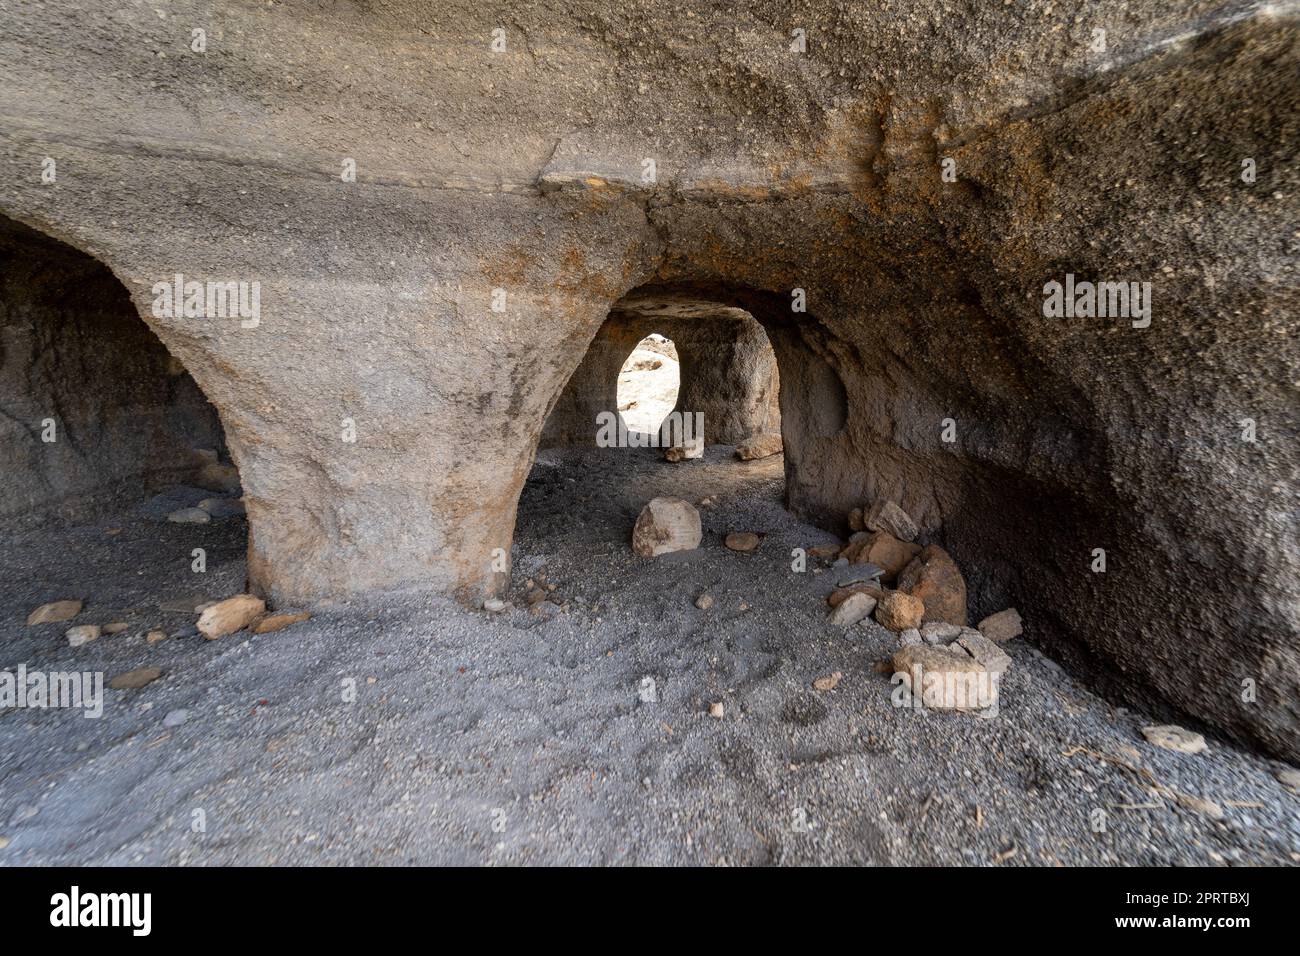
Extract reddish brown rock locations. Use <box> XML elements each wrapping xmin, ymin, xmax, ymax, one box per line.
<box><xmin>875</xmin><ymin>591</ymin><xmax>925</xmax><ymax>631</ymax></box>
<box><xmin>897</xmin><ymin>545</ymin><xmax>968</xmax><ymax>627</ymax></box>
<box><xmin>848</xmin><ymin>531</ymin><xmax>921</xmax><ymax>581</ymax></box>
<box><xmin>252</xmin><ymin>611</ymin><xmax>312</xmax><ymax>634</ymax></box>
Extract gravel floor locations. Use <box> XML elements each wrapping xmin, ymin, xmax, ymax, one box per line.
<box><xmin>1</xmin><ymin>446</ymin><xmax>1297</xmax><ymax>865</ymax></box>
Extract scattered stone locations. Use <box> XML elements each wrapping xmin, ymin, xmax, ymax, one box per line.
<box><xmin>875</xmin><ymin>591</ymin><xmax>925</xmax><ymax>631</ymax></box>
<box><xmin>735</xmin><ymin>434</ymin><xmax>782</xmax><ymax>460</ymax></box>
<box><xmin>837</xmin><ymin>567</ymin><xmax>884</xmax><ymax>588</ymax></box>
<box><xmin>198</xmin><ymin>496</ymin><xmax>246</xmax><ymax>519</ymax></box>
<box><xmin>808</xmin><ymin>544</ymin><xmax>840</xmax><ymax>560</ymax></box>
<box><xmin>707</xmin><ymin>701</ymin><xmax>725</xmax><ymax>718</ymax></box>
<box><xmin>102</xmin><ymin>622</ymin><xmax>129</xmax><ymax>634</ymax></box>
<box><xmin>897</xmin><ymin>545</ymin><xmax>968</xmax><ymax>626</ymax></box>
<box><xmin>483</xmin><ymin>598</ymin><xmax>506</xmax><ymax>613</ymax></box>
<box><xmin>631</xmin><ymin>497</ymin><xmax>702</xmax><ymax>557</ymax></box>
<box><xmin>0</xmin><ymin>836</ymin><xmax>8</xmax><ymax>850</ymax></box>
<box><xmin>920</xmin><ymin>621</ymin><xmax>963</xmax><ymax>645</ymax></box>
<box><xmin>1274</xmin><ymin>767</ymin><xmax>1300</xmax><ymax>792</ymax></box>
<box><xmin>252</xmin><ymin>611</ymin><xmax>311</xmax><ymax>634</ymax></box>
<box><xmin>1176</xmin><ymin>793</ymin><xmax>1225</xmax><ymax>820</ymax></box>
<box><xmin>108</xmin><ymin>666</ymin><xmax>163</xmax><ymax>690</ymax></box>
<box><xmin>694</xmin><ymin>593</ymin><xmax>714</xmax><ymax>610</ymax></box>
<box><xmin>697</xmin><ymin>496</ymin><xmax>715</xmax><ymax>507</ymax></box>
<box><xmin>812</xmin><ymin>672</ymin><xmax>842</xmax><ymax>691</ymax></box>
<box><xmin>26</xmin><ymin>600</ymin><xmax>82</xmax><ymax>626</ymax></box>
<box><xmin>724</xmin><ymin>531</ymin><xmax>760</xmax><ymax>552</ymax></box>
<box><xmin>848</xmin><ymin>507</ymin><xmax>864</xmax><ymax>532</ymax></box>
<box><xmin>526</xmin><ymin>587</ymin><xmax>547</xmax><ymax>605</ymax></box>
<box><xmin>163</xmin><ymin>709</ymin><xmax>189</xmax><ymax>728</ymax></box>
<box><xmin>197</xmin><ymin>458</ymin><xmax>241</xmax><ymax>494</ymax></box>
<box><xmin>899</xmin><ymin>628</ymin><xmax>923</xmax><ymax>646</ymax></box>
<box><xmin>827</xmin><ymin>584</ymin><xmax>884</xmax><ymax>608</ymax></box>
<box><xmin>197</xmin><ymin>594</ymin><xmax>266</xmax><ymax>639</ymax></box>
<box><xmin>145</xmin><ymin>630</ymin><xmax>168</xmax><ymax>644</ymax></box>
<box><xmin>66</xmin><ymin>625</ymin><xmax>101</xmax><ymax>648</ymax></box>
<box><xmin>828</xmin><ymin>591</ymin><xmax>876</xmax><ymax>627</ymax></box>
<box><xmin>842</xmin><ymin>531</ymin><xmax>921</xmax><ymax>580</ymax></box>
<box><xmin>528</xmin><ymin>600</ymin><xmax>561</xmax><ymax>619</ymax></box>
<box><xmin>864</xmin><ymin>499</ymin><xmax>918</xmax><ymax>542</ymax></box>
<box><xmin>891</xmin><ymin>644</ymin><xmax>992</xmax><ymax>710</ymax></box>
<box><xmin>167</xmin><ymin>507</ymin><xmax>211</xmax><ymax>524</ymax></box>
<box><xmin>664</xmin><ymin>437</ymin><xmax>703</xmax><ymax>462</ymax></box>
<box><xmin>1142</xmin><ymin>725</ymin><xmax>1208</xmax><ymax>755</ymax></box>
<box><xmin>955</xmin><ymin>630</ymin><xmax>1013</xmax><ymax>673</ymax></box>
<box><xmin>832</xmin><ymin>557</ymin><xmax>848</xmax><ymax>567</ymax></box>
<box><xmin>978</xmin><ymin>608</ymin><xmax>1023</xmax><ymax>643</ymax></box>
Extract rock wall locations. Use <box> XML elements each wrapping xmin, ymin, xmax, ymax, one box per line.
<box><xmin>0</xmin><ymin>0</ymin><xmax>1295</xmax><ymax>759</ymax></box>
<box><xmin>0</xmin><ymin>215</ymin><xmax>226</xmax><ymax>529</ymax></box>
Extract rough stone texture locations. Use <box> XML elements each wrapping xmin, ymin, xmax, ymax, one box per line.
<box><xmin>892</xmin><ymin>644</ymin><xmax>993</xmax><ymax>711</ymax></box>
<box><xmin>842</xmin><ymin>530</ymin><xmax>922</xmax><ymax>581</ymax></box>
<box><xmin>956</xmin><ymin>630</ymin><xmax>1014</xmax><ymax>673</ymax></box>
<box><xmin>0</xmin><ymin>1</ymin><xmax>1296</xmax><ymax>760</ymax></box>
<box><xmin>875</xmin><ymin>590</ymin><xmax>926</xmax><ymax>631</ymax></box>
<box><xmin>897</xmin><ymin>545</ymin><xmax>969</xmax><ymax>627</ymax></box>
<box><xmin>978</xmin><ymin>608</ymin><xmax>1024</xmax><ymax>643</ymax></box>
<box><xmin>864</xmin><ymin>499</ymin><xmax>918</xmax><ymax>542</ymax></box>
<box><xmin>631</xmin><ymin>497</ymin><xmax>702</xmax><ymax>556</ymax></box>
<box><xmin>0</xmin><ymin>217</ymin><xmax>227</xmax><ymax>529</ymax></box>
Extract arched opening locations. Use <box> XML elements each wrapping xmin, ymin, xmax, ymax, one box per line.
<box><xmin>512</xmin><ymin>282</ymin><xmax>791</xmax><ymax>612</ymax></box>
<box><xmin>616</xmin><ymin>333</ymin><xmax>679</xmax><ymax>436</ymax></box>
<box><xmin>0</xmin><ymin>213</ymin><xmax>248</xmax><ymax>635</ymax></box>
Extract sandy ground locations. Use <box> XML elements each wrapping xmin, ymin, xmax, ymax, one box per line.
<box><xmin>1</xmin><ymin>446</ymin><xmax>1297</xmax><ymax>866</ymax></box>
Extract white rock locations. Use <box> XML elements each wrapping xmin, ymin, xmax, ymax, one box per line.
<box><xmin>66</xmin><ymin>624</ymin><xmax>101</xmax><ymax>647</ymax></box>
<box><xmin>167</xmin><ymin>507</ymin><xmax>210</xmax><ymax>524</ymax></box>
<box><xmin>631</xmin><ymin>497</ymin><xmax>701</xmax><ymax>557</ymax></box>
<box><xmin>1142</xmin><ymin>725</ymin><xmax>1208</xmax><ymax>755</ymax></box>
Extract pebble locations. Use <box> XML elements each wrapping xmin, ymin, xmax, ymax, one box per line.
<box><xmin>724</xmin><ymin>531</ymin><xmax>760</xmax><ymax>552</ymax></box>
<box><xmin>108</xmin><ymin>667</ymin><xmax>163</xmax><ymax>690</ymax></box>
<box><xmin>66</xmin><ymin>625</ymin><xmax>101</xmax><ymax>648</ymax></box>
<box><xmin>167</xmin><ymin>507</ymin><xmax>211</xmax><ymax>524</ymax></box>
<box><xmin>26</xmin><ymin>600</ymin><xmax>82</xmax><ymax>625</ymax></box>
<box><xmin>694</xmin><ymin>593</ymin><xmax>714</xmax><ymax>610</ymax></box>
<box><xmin>1142</xmin><ymin>725</ymin><xmax>1207</xmax><ymax>755</ymax></box>
<box><xmin>483</xmin><ymin>598</ymin><xmax>507</xmax><ymax>613</ymax></box>
<box><xmin>163</xmin><ymin>709</ymin><xmax>189</xmax><ymax>728</ymax></box>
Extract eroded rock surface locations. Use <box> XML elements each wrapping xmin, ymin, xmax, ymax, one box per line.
<box><xmin>0</xmin><ymin>0</ymin><xmax>1296</xmax><ymax>760</ymax></box>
